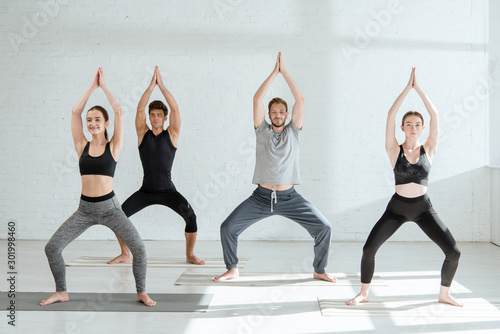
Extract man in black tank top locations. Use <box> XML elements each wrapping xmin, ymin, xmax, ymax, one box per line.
<box><xmin>108</xmin><ymin>66</ymin><xmax>205</xmax><ymax>265</ymax></box>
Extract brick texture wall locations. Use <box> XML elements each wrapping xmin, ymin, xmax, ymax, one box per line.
<box><xmin>0</xmin><ymin>0</ymin><xmax>490</xmax><ymax>241</ymax></box>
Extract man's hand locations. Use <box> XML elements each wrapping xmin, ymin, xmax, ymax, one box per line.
<box><xmin>156</xmin><ymin>66</ymin><xmax>164</xmax><ymax>87</ymax></box>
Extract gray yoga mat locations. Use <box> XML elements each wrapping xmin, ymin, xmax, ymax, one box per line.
<box><xmin>2</xmin><ymin>292</ymin><xmax>213</xmax><ymax>312</ymax></box>
<box><xmin>175</xmin><ymin>272</ymin><xmax>387</xmax><ymax>286</ymax></box>
<box><xmin>66</xmin><ymin>256</ymin><xmax>248</xmax><ymax>269</ymax></box>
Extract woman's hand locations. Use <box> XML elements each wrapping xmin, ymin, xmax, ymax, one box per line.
<box><xmin>98</xmin><ymin>67</ymin><xmax>106</xmax><ymax>89</ymax></box>
<box><xmin>412</xmin><ymin>68</ymin><xmax>421</xmax><ymax>91</ymax></box>
<box><xmin>91</xmin><ymin>68</ymin><xmax>99</xmax><ymax>90</ymax></box>
<box><xmin>406</xmin><ymin>67</ymin><xmax>415</xmax><ymax>90</ymax></box>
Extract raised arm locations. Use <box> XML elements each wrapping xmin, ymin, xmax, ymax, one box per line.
<box><xmin>99</xmin><ymin>68</ymin><xmax>124</xmax><ymax>160</ymax></box>
<box><xmin>71</xmin><ymin>69</ymin><xmax>99</xmax><ymax>157</ymax></box>
<box><xmin>253</xmin><ymin>53</ymin><xmax>280</xmax><ymax>128</ymax></box>
<box><xmin>413</xmin><ymin>70</ymin><xmax>439</xmax><ymax>160</ymax></box>
<box><xmin>156</xmin><ymin>67</ymin><xmax>181</xmax><ymax>146</ymax></box>
<box><xmin>135</xmin><ymin>68</ymin><xmax>156</xmax><ymax>143</ymax></box>
<box><xmin>279</xmin><ymin>53</ymin><xmax>305</xmax><ymax>129</ymax></box>
<box><xmin>386</xmin><ymin>68</ymin><xmax>414</xmax><ymax>166</ymax></box>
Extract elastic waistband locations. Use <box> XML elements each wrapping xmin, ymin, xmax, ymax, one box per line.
<box><xmin>392</xmin><ymin>192</ymin><xmax>428</xmax><ymax>203</ymax></box>
<box><xmin>81</xmin><ymin>191</ymin><xmax>115</xmax><ymax>203</ymax></box>
<box><xmin>257</xmin><ymin>185</ymin><xmax>295</xmax><ymax>196</ymax></box>
<box><xmin>139</xmin><ymin>186</ymin><xmax>176</xmax><ymax>194</ymax></box>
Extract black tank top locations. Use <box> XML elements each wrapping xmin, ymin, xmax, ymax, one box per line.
<box><xmin>139</xmin><ymin>130</ymin><xmax>177</xmax><ymax>190</ymax></box>
<box><xmin>393</xmin><ymin>145</ymin><xmax>430</xmax><ymax>186</ymax></box>
<box><xmin>79</xmin><ymin>142</ymin><xmax>117</xmax><ymax>177</ymax></box>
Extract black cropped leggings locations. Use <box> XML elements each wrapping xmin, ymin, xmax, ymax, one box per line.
<box><xmin>122</xmin><ymin>187</ymin><xmax>197</xmax><ymax>233</ymax></box>
<box><xmin>361</xmin><ymin>193</ymin><xmax>460</xmax><ymax>287</ymax></box>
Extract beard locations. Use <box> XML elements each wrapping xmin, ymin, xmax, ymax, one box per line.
<box><xmin>271</xmin><ymin>118</ymin><xmax>285</xmax><ymax>128</ymax></box>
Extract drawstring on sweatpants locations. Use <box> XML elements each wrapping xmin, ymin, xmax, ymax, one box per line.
<box><xmin>270</xmin><ymin>187</ymin><xmax>277</xmax><ymax>212</ymax></box>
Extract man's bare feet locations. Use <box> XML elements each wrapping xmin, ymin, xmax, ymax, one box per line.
<box><xmin>40</xmin><ymin>291</ymin><xmax>69</xmax><ymax>306</ymax></box>
<box><xmin>186</xmin><ymin>254</ymin><xmax>205</xmax><ymax>265</ymax></box>
<box><xmin>137</xmin><ymin>292</ymin><xmax>156</xmax><ymax>307</ymax></box>
<box><xmin>346</xmin><ymin>293</ymin><xmax>369</xmax><ymax>306</ymax></box>
<box><xmin>107</xmin><ymin>254</ymin><xmax>131</xmax><ymax>264</ymax></box>
<box><xmin>439</xmin><ymin>294</ymin><xmax>463</xmax><ymax>307</ymax></box>
<box><xmin>313</xmin><ymin>272</ymin><xmax>337</xmax><ymax>283</ymax></box>
<box><xmin>213</xmin><ymin>268</ymin><xmax>239</xmax><ymax>281</ymax></box>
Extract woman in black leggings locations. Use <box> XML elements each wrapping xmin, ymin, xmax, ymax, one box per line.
<box><xmin>347</xmin><ymin>68</ymin><xmax>461</xmax><ymax>307</ymax></box>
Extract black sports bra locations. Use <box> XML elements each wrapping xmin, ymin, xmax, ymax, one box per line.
<box><xmin>79</xmin><ymin>142</ymin><xmax>117</xmax><ymax>177</ymax></box>
<box><xmin>393</xmin><ymin>145</ymin><xmax>430</xmax><ymax>186</ymax></box>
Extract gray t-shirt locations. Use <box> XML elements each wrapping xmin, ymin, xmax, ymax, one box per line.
<box><xmin>252</xmin><ymin>120</ymin><xmax>301</xmax><ymax>185</ymax></box>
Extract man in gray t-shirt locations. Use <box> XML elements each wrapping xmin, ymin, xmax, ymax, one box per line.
<box><xmin>214</xmin><ymin>53</ymin><xmax>335</xmax><ymax>283</ymax></box>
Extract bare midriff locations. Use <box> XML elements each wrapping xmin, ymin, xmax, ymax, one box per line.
<box><xmin>259</xmin><ymin>184</ymin><xmax>294</xmax><ymax>191</ymax></box>
<box><xmin>395</xmin><ymin>183</ymin><xmax>427</xmax><ymax>198</ymax></box>
<box><xmin>81</xmin><ymin>175</ymin><xmax>114</xmax><ymax>197</ymax></box>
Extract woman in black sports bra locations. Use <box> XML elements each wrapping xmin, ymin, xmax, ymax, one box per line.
<box><xmin>41</xmin><ymin>68</ymin><xmax>156</xmax><ymax>307</ymax></box>
<box><xmin>347</xmin><ymin>68</ymin><xmax>461</xmax><ymax>307</ymax></box>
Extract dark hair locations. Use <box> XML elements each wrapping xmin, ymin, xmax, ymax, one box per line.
<box><xmin>148</xmin><ymin>100</ymin><xmax>169</xmax><ymax>117</ymax></box>
<box><xmin>402</xmin><ymin>111</ymin><xmax>424</xmax><ymax>126</ymax></box>
<box><xmin>88</xmin><ymin>105</ymin><xmax>109</xmax><ymax>140</ymax></box>
<box><xmin>268</xmin><ymin>97</ymin><xmax>288</xmax><ymax>113</ymax></box>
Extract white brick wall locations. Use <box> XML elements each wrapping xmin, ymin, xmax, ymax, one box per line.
<box><xmin>489</xmin><ymin>0</ymin><xmax>500</xmax><ymax>244</ymax></box>
<box><xmin>0</xmin><ymin>0</ymin><xmax>491</xmax><ymax>241</ymax></box>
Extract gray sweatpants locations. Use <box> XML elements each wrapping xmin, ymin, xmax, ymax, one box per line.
<box><xmin>220</xmin><ymin>186</ymin><xmax>332</xmax><ymax>274</ymax></box>
<box><xmin>44</xmin><ymin>195</ymin><xmax>147</xmax><ymax>292</ymax></box>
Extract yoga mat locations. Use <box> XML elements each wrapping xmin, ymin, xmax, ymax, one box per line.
<box><xmin>174</xmin><ymin>272</ymin><xmax>386</xmax><ymax>286</ymax></box>
<box><xmin>318</xmin><ymin>298</ymin><xmax>500</xmax><ymax>318</ymax></box>
<box><xmin>66</xmin><ymin>256</ymin><xmax>248</xmax><ymax>268</ymax></box>
<box><xmin>3</xmin><ymin>292</ymin><xmax>213</xmax><ymax>312</ymax></box>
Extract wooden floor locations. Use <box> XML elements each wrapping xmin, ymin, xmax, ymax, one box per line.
<box><xmin>1</xmin><ymin>240</ymin><xmax>500</xmax><ymax>333</ymax></box>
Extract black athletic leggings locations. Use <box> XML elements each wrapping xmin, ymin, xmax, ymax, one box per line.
<box><xmin>122</xmin><ymin>187</ymin><xmax>197</xmax><ymax>233</ymax></box>
<box><xmin>361</xmin><ymin>193</ymin><xmax>460</xmax><ymax>287</ymax></box>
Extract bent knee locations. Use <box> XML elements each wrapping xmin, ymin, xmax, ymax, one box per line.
<box><xmin>362</xmin><ymin>244</ymin><xmax>377</xmax><ymax>258</ymax></box>
<box><xmin>448</xmin><ymin>247</ymin><xmax>461</xmax><ymax>261</ymax></box>
<box><xmin>220</xmin><ymin>221</ymin><xmax>241</xmax><ymax>239</ymax></box>
<box><xmin>185</xmin><ymin>217</ymin><xmax>198</xmax><ymax>233</ymax></box>
<box><xmin>190</xmin><ymin>211</ymin><xmax>197</xmax><ymax>221</ymax></box>
<box><xmin>322</xmin><ymin>221</ymin><xmax>332</xmax><ymax>232</ymax></box>
<box><xmin>220</xmin><ymin>220</ymin><xmax>232</xmax><ymax>233</ymax></box>
<box><xmin>44</xmin><ymin>241</ymin><xmax>60</xmax><ymax>257</ymax></box>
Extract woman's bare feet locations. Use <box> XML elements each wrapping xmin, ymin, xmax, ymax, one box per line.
<box><xmin>186</xmin><ymin>254</ymin><xmax>205</xmax><ymax>265</ymax></box>
<box><xmin>313</xmin><ymin>272</ymin><xmax>337</xmax><ymax>283</ymax></box>
<box><xmin>439</xmin><ymin>295</ymin><xmax>463</xmax><ymax>307</ymax></box>
<box><xmin>40</xmin><ymin>291</ymin><xmax>69</xmax><ymax>306</ymax></box>
<box><xmin>346</xmin><ymin>283</ymin><xmax>371</xmax><ymax>306</ymax></box>
<box><xmin>346</xmin><ymin>293</ymin><xmax>369</xmax><ymax>306</ymax></box>
<box><xmin>107</xmin><ymin>253</ymin><xmax>131</xmax><ymax>264</ymax></box>
<box><xmin>213</xmin><ymin>268</ymin><xmax>239</xmax><ymax>281</ymax></box>
<box><xmin>137</xmin><ymin>292</ymin><xmax>156</xmax><ymax>307</ymax></box>
<box><xmin>439</xmin><ymin>286</ymin><xmax>463</xmax><ymax>307</ymax></box>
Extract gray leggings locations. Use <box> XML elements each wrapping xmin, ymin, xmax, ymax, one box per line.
<box><xmin>44</xmin><ymin>194</ymin><xmax>147</xmax><ymax>293</ymax></box>
<box><xmin>220</xmin><ymin>186</ymin><xmax>332</xmax><ymax>274</ymax></box>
